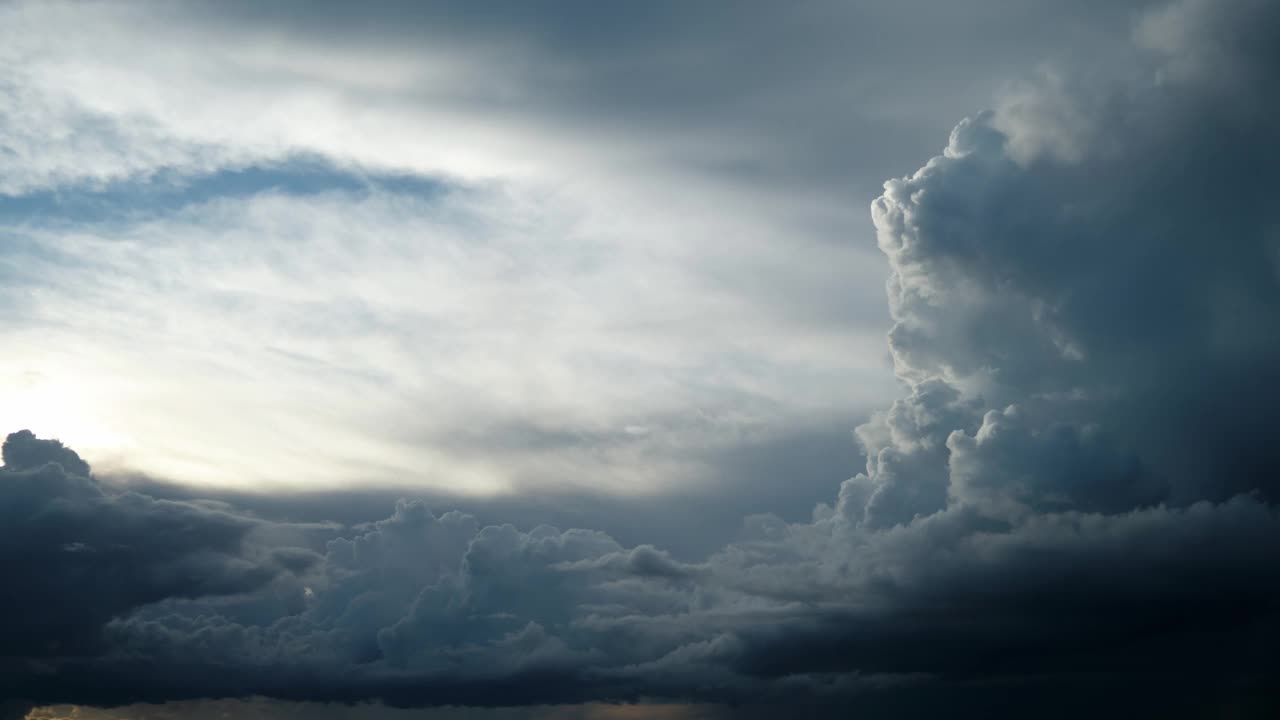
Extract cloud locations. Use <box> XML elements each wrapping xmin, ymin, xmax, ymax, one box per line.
<box><xmin>0</xmin><ymin>0</ymin><xmax>1163</xmax><ymax>501</ymax></box>
<box><xmin>2</xmin><ymin>429</ymin><xmax>90</xmax><ymax>478</ymax></box>
<box><xmin>0</xmin><ymin>184</ymin><xmax>891</xmax><ymax>495</ymax></box>
<box><xmin>21</xmin><ymin>699</ymin><xmax>726</xmax><ymax>720</ymax></box>
<box><xmin>0</xmin><ymin>1</ymin><xmax>1177</xmax><ymax>509</ymax></box>
<box><xmin>0</xmin><ymin>432</ymin><xmax>316</xmax><ymax>719</ymax></box>
<box><xmin>6</xmin><ymin>0</ymin><xmax>1280</xmax><ymax>717</ymax></box>
<box><xmin>0</xmin><ymin>0</ymin><xmax>1145</xmax><ymax>199</ymax></box>
<box><xmin>865</xmin><ymin>0</ymin><xmax>1280</xmax><ymax>509</ymax></box>
<box><xmin>1</xmin><ymin>0</ymin><xmax>914</xmax><ymax>500</ymax></box>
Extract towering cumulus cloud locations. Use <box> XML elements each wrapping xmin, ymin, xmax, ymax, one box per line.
<box><xmin>857</xmin><ymin>0</ymin><xmax>1280</xmax><ymax>516</ymax></box>
<box><xmin>4</xmin><ymin>0</ymin><xmax>1280</xmax><ymax>717</ymax></box>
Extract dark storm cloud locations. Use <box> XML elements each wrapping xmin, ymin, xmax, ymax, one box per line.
<box><xmin>8</xmin><ymin>0</ymin><xmax>1280</xmax><ymax>717</ymax></box>
<box><xmin>2</xmin><ymin>430</ymin><xmax>90</xmax><ymax>478</ymax></box>
<box><xmin>0</xmin><ymin>432</ymin><xmax>312</xmax><ymax>663</ymax></box>
<box><xmin>24</xmin><ymin>699</ymin><xmax>731</xmax><ymax>720</ymax></box>
<box><xmin>863</xmin><ymin>0</ymin><xmax>1280</xmax><ymax>510</ymax></box>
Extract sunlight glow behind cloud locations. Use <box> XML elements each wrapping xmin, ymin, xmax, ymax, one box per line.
<box><xmin>0</xmin><ymin>0</ymin><xmax>913</xmax><ymax>493</ymax></box>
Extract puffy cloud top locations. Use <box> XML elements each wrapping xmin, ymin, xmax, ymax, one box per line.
<box><xmin>0</xmin><ymin>431</ymin><xmax>308</xmax><ymax>664</ymax></box>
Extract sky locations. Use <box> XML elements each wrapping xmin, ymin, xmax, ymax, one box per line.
<box><xmin>2</xmin><ymin>0</ymin><xmax>1279</xmax><ymax>718</ymax></box>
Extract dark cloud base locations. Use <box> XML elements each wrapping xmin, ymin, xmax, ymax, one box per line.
<box><xmin>7</xmin><ymin>0</ymin><xmax>1280</xmax><ymax>717</ymax></box>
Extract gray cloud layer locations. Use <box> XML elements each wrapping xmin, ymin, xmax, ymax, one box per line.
<box><xmin>0</xmin><ymin>432</ymin><xmax>317</xmax><ymax>690</ymax></box>
<box><xmin>6</xmin><ymin>0</ymin><xmax>1280</xmax><ymax>717</ymax></box>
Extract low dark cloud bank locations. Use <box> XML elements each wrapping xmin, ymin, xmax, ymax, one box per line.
<box><xmin>6</xmin><ymin>0</ymin><xmax>1280</xmax><ymax>716</ymax></box>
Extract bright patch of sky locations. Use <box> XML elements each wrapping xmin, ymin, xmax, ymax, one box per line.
<box><xmin>0</xmin><ymin>0</ymin><xmax>1143</xmax><ymax>495</ymax></box>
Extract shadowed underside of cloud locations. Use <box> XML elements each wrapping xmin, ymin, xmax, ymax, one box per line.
<box><xmin>20</xmin><ymin>699</ymin><xmax>732</xmax><ymax>720</ymax></box>
<box><xmin>5</xmin><ymin>0</ymin><xmax>1280</xmax><ymax>717</ymax></box>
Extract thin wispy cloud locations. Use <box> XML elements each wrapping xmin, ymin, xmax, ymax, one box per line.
<box><xmin>1</xmin><ymin>0</ymin><xmax>910</xmax><ymax>495</ymax></box>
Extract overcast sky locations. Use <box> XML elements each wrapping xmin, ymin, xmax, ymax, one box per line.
<box><xmin>0</xmin><ymin>0</ymin><xmax>1149</xmax><ymax>498</ymax></box>
<box><xmin>3</xmin><ymin>0</ymin><xmax>1279</xmax><ymax>718</ymax></box>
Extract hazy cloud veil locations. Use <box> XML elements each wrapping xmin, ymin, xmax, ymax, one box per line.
<box><xmin>4</xmin><ymin>0</ymin><xmax>1280</xmax><ymax>717</ymax></box>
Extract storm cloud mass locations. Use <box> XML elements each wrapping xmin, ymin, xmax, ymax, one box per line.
<box><xmin>4</xmin><ymin>0</ymin><xmax>1280</xmax><ymax>717</ymax></box>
